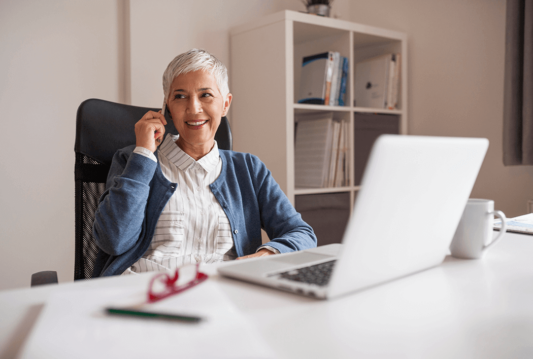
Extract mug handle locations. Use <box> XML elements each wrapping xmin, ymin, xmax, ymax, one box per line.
<box><xmin>484</xmin><ymin>210</ymin><xmax>507</xmax><ymax>250</ymax></box>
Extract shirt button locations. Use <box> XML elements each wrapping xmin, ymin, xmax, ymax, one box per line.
<box><xmin>234</xmin><ymin>230</ymin><xmax>238</xmax><ymax>234</ymax></box>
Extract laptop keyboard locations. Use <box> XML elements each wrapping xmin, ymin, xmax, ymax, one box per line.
<box><xmin>278</xmin><ymin>260</ymin><xmax>336</xmax><ymax>287</ymax></box>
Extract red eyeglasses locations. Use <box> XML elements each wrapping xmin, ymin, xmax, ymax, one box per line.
<box><xmin>147</xmin><ymin>263</ymin><xmax>208</xmax><ymax>303</ymax></box>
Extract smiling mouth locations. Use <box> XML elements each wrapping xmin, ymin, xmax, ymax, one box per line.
<box><xmin>186</xmin><ymin>120</ymin><xmax>208</xmax><ymax>126</ymax></box>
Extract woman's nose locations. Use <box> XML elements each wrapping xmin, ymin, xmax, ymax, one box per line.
<box><xmin>187</xmin><ymin>95</ymin><xmax>202</xmax><ymax>114</ymax></box>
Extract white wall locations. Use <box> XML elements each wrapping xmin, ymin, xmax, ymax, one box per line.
<box><xmin>0</xmin><ymin>0</ymin><xmax>121</xmax><ymax>290</ymax></box>
<box><xmin>347</xmin><ymin>0</ymin><xmax>533</xmax><ymax>217</ymax></box>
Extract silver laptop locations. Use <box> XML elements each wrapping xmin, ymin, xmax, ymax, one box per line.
<box><xmin>218</xmin><ymin>135</ymin><xmax>489</xmax><ymax>299</ymax></box>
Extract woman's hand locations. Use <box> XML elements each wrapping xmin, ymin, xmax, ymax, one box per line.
<box><xmin>236</xmin><ymin>248</ymin><xmax>276</xmax><ymax>260</ymax></box>
<box><xmin>135</xmin><ymin>110</ymin><xmax>167</xmax><ymax>153</ymax></box>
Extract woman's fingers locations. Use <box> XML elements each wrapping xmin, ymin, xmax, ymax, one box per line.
<box><xmin>140</xmin><ymin>110</ymin><xmax>167</xmax><ymax>125</ymax></box>
<box><xmin>153</xmin><ymin>121</ymin><xmax>165</xmax><ymax>144</ymax></box>
<box><xmin>236</xmin><ymin>249</ymin><xmax>276</xmax><ymax>260</ymax></box>
<box><xmin>135</xmin><ymin>111</ymin><xmax>168</xmax><ymax>152</ymax></box>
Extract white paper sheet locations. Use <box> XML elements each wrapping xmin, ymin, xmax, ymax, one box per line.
<box><xmin>494</xmin><ymin>213</ymin><xmax>533</xmax><ymax>235</ymax></box>
<box><xmin>20</xmin><ymin>281</ymin><xmax>275</xmax><ymax>359</ymax></box>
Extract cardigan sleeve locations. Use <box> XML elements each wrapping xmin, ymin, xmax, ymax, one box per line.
<box><xmin>92</xmin><ymin>147</ymin><xmax>157</xmax><ymax>256</ymax></box>
<box><xmin>250</xmin><ymin>155</ymin><xmax>317</xmax><ymax>253</ymax></box>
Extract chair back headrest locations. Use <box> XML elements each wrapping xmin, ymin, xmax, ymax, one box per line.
<box><xmin>75</xmin><ymin>98</ymin><xmax>232</xmax><ymax>165</ymax></box>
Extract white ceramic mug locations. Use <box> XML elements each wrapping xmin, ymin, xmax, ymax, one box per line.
<box><xmin>450</xmin><ymin>199</ymin><xmax>507</xmax><ymax>259</ymax></box>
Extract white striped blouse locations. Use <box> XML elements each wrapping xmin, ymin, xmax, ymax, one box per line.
<box><xmin>122</xmin><ymin>134</ymin><xmax>236</xmax><ymax>275</ymax></box>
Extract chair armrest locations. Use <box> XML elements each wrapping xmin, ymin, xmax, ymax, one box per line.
<box><xmin>31</xmin><ymin>271</ymin><xmax>58</xmax><ymax>287</ymax></box>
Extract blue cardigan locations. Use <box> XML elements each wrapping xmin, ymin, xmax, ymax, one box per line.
<box><xmin>92</xmin><ymin>145</ymin><xmax>317</xmax><ymax>277</ymax></box>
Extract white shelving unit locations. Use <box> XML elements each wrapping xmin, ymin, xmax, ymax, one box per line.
<box><xmin>230</xmin><ymin>11</ymin><xmax>407</xmax><ymax>240</ymax></box>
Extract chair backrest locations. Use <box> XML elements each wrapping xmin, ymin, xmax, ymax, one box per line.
<box><xmin>74</xmin><ymin>98</ymin><xmax>232</xmax><ymax>280</ymax></box>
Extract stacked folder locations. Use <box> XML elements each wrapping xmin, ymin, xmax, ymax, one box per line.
<box><xmin>298</xmin><ymin>52</ymin><xmax>349</xmax><ymax>106</ymax></box>
<box><xmin>354</xmin><ymin>53</ymin><xmax>401</xmax><ymax>109</ymax></box>
<box><xmin>294</xmin><ymin>112</ymin><xmax>349</xmax><ymax>188</ymax></box>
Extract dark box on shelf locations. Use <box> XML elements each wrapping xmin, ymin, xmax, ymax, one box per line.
<box><xmin>295</xmin><ymin>192</ymin><xmax>351</xmax><ymax>246</ymax></box>
<box><xmin>353</xmin><ymin>113</ymin><xmax>400</xmax><ymax>186</ymax></box>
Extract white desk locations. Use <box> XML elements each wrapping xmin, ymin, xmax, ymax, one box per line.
<box><xmin>1</xmin><ymin>232</ymin><xmax>533</xmax><ymax>358</ymax></box>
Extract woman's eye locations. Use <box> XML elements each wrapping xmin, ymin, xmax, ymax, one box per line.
<box><xmin>201</xmin><ymin>93</ymin><xmax>213</xmax><ymax>98</ymax></box>
<box><xmin>174</xmin><ymin>94</ymin><xmax>185</xmax><ymax>99</ymax></box>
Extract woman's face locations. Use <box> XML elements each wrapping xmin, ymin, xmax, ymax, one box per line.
<box><xmin>166</xmin><ymin>70</ymin><xmax>232</xmax><ymax>153</ymax></box>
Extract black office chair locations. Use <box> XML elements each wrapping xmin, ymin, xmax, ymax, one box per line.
<box><xmin>31</xmin><ymin>98</ymin><xmax>232</xmax><ymax>286</ymax></box>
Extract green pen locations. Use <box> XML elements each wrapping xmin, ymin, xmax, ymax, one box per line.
<box><xmin>106</xmin><ymin>307</ymin><xmax>203</xmax><ymax>323</ymax></box>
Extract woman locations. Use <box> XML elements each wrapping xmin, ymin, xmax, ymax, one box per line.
<box><xmin>92</xmin><ymin>49</ymin><xmax>316</xmax><ymax>277</ymax></box>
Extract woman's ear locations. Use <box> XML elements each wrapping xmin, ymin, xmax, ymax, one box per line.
<box><xmin>223</xmin><ymin>93</ymin><xmax>233</xmax><ymax>116</ymax></box>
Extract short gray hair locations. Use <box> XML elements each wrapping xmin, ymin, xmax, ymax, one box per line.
<box><xmin>162</xmin><ymin>49</ymin><xmax>229</xmax><ymax>105</ymax></box>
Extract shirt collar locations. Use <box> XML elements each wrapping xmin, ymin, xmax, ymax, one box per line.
<box><xmin>159</xmin><ymin>134</ymin><xmax>219</xmax><ymax>172</ymax></box>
